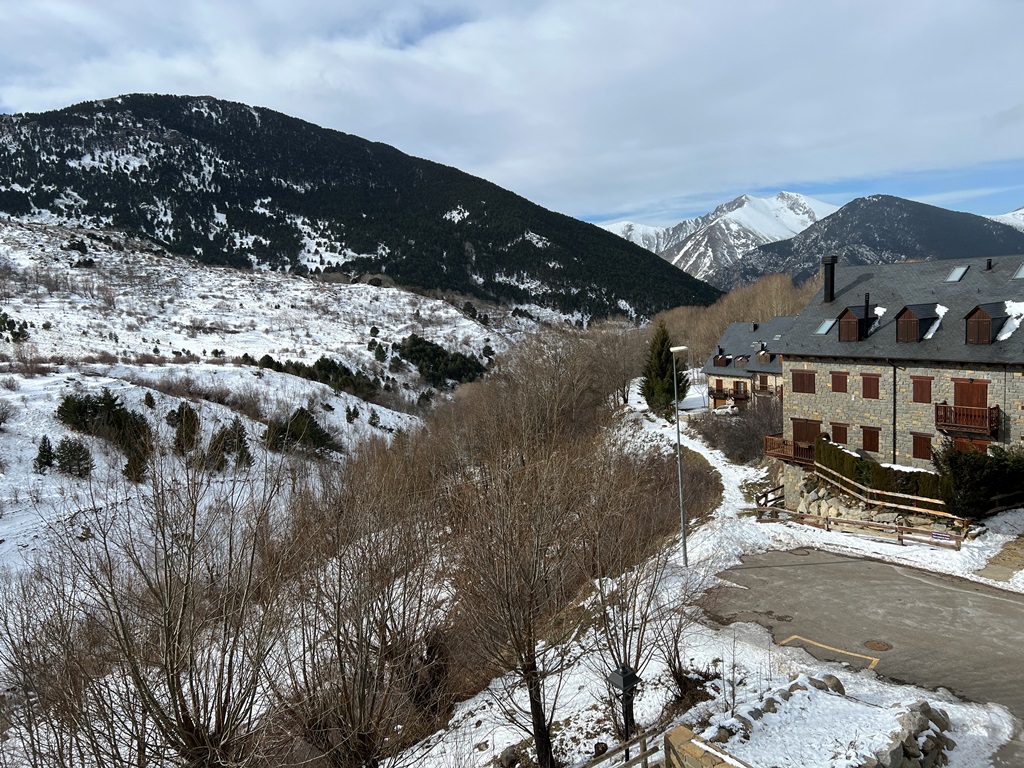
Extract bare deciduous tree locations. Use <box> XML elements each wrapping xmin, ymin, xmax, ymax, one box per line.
<box><xmin>0</xmin><ymin>454</ymin><xmax>292</xmax><ymax>768</ymax></box>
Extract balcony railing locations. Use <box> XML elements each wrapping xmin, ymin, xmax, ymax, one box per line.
<box><xmin>935</xmin><ymin>403</ymin><xmax>1000</xmax><ymax>436</ymax></box>
<box><xmin>763</xmin><ymin>433</ymin><xmax>815</xmax><ymax>465</ymax></box>
<box><xmin>709</xmin><ymin>386</ymin><xmax>751</xmax><ymax>400</ymax></box>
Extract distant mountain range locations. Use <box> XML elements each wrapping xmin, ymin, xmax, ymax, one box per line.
<box><xmin>0</xmin><ymin>94</ymin><xmax>720</xmax><ymax>318</ymax></box>
<box><xmin>605</xmin><ymin>193</ymin><xmax>1024</xmax><ymax>290</ymax></box>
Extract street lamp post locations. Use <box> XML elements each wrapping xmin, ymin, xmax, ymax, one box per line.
<box><xmin>670</xmin><ymin>345</ymin><xmax>688</xmax><ymax>567</ymax></box>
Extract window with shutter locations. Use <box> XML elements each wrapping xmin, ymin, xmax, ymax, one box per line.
<box><xmin>862</xmin><ymin>426</ymin><xmax>880</xmax><ymax>453</ymax></box>
<box><xmin>862</xmin><ymin>374</ymin><xmax>880</xmax><ymax>400</ymax></box>
<box><xmin>830</xmin><ymin>423</ymin><xmax>848</xmax><ymax>444</ymax></box>
<box><xmin>792</xmin><ymin>370</ymin><xmax>815</xmax><ymax>394</ymax></box>
<box><xmin>897</xmin><ymin>313</ymin><xmax>920</xmax><ymax>343</ymax></box>
<box><xmin>912</xmin><ymin>433</ymin><xmax>932</xmax><ymax>460</ymax></box>
<box><xmin>911</xmin><ymin>377</ymin><xmax>932</xmax><ymax>404</ymax></box>
<box><xmin>831</xmin><ymin>371</ymin><xmax>847</xmax><ymax>393</ymax></box>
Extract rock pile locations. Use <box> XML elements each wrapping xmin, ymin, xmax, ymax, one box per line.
<box><xmin>866</xmin><ymin>700</ymin><xmax>956</xmax><ymax>768</ymax></box>
<box><xmin>797</xmin><ymin>482</ymin><xmax>955</xmax><ymax>533</ymax></box>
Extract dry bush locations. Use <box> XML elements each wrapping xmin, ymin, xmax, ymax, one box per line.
<box><xmin>0</xmin><ymin>375</ymin><xmax>19</xmax><ymax>391</ymax></box>
<box><xmin>81</xmin><ymin>350</ymin><xmax>118</xmax><ymax>365</ymax></box>
<box><xmin>688</xmin><ymin>398</ymin><xmax>783</xmax><ymax>464</ymax></box>
<box><xmin>228</xmin><ymin>383</ymin><xmax>265</xmax><ymax>421</ymax></box>
<box><xmin>131</xmin><ymin>352</ymin><xmax>166</xmax><ymax>366</ymax></box>
<box><xmin>13</xmin><ymin>343</ymin><xmax>50</xmax><ymax>377</ymax></box>
<box><xmin>0</xmin><ymin>399</ymin><xmax>15</xmax><ymax>429</ymax></box>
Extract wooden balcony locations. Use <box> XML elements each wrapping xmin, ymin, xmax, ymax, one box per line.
<box><xmin>935</xmin><ymin>403</ymin><xmax>1000</xmax><ymax>437</ymax></box>
<box><xmin>709</xmin><ymin>386</ymin><xmax>750</xmax><ymax>401</ymax></box>
<box><xmin>764</xmin><ymin>433</ymin><xmax>815</xmax><ymax>465</ymax></box>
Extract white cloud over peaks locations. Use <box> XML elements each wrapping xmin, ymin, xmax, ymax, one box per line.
<box><xmin>1</xmin><ymin>0</ymin><xmax>1024</xmax><ymax>224</ymax></box>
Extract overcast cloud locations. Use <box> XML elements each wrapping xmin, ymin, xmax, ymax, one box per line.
<box><xmin>1</xmin><ymin>0</ymin><xmax>1022</xmax><ymax>225</ymax></box>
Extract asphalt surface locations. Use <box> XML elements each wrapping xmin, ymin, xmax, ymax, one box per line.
<box><xmin>711</xmin><ymin>548</ymin><xmax>1024</xmax><ymax>767</ymax></box>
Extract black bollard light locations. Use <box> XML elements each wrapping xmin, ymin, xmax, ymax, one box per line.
<box><xmin>607</xmin><ymin>663</ymin><xmax>641</xmax><ymax>759</ymax></box>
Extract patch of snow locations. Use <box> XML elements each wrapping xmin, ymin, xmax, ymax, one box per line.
<box><xmin>923</xmin><ymin>304</ymin><xmax>948</xmax><ymax>340</ymax></box>
<box><xmin>524</xmin><ymin>230</ymin><xmax>550</xmax><ymax>248</ymax></box>
<box><xmin>997</xmin><ymin>300</ymin><xmax>1024</xmax><ymax>341</ymax></box>
<box><xmin>443</xmin><ymin>205</ymin><xmax>469</xmax><ymax>223</ymax></box>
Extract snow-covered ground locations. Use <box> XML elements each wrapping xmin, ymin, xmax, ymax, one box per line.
<box><xmin>408</xmin><ymin>381</ymin><xmax>1018</xmax><ymax>768</ymax></box>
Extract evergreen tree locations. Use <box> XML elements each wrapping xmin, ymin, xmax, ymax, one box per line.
<box><xmin>33</xmin><ymin>435</ymin><xmax>55</xmax><ymax>473</ymax></box>
<box><xmin>640</xmin><ymin>321</ymin><xmax>689</xmax><ymax>415</ymax></box>
<box><xmin>56</xmin><ymin>436</ymin><xmax>93</xmax><ymax>478</ymax></box>
<box><xmin>167</xmin><ymin>401</ymin><xmax>201</xmax><ymax>455</ymax></box>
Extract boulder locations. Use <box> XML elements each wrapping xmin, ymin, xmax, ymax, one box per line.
<box><xmin>876</xmin><ymin>740</ymin><xmax>906</xmax><ymax>768</ymax></box>
<box><xmin>709</xmin><ymin>727</ymin><xmax>731</xmax><ymax>744</ymax></box>
<box><xmin>593</xmin><ymin>742</ymin><xmax>608</xmax><ymax>757</ymax></box>
<box><xmin>899</xmin><ymin>710</ymin><xmax>930</xmax><ymax>736</ymax></box>
<box><xmin>929</xmin><ymin>708</ymin><xmax>951</xmax><ymax>732</ymax></box>
<box><xmin>762</xmin><ymin>697</ymin><xmax>778</xmax><ymax>713</ymax></box>
<box><xmin>498</xmin><ymin>746</ymin><xmax>520</xmax><ymax>768</ymax></box>
<box><xmin>821</xmin><ymin>674</ymin><xmax>846</xmax><ymax>695</ymax></box>
<box><xmin>806</xmin><ymin>677</ymin><xmax>828</xmax><ymax>691</ymax></box>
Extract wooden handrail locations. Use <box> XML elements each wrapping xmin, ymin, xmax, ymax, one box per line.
<box><xmin>577</xmin><ymin>735</ymin><xmax>659</xmax><ymax>768</ymax></box>
<box><xmin>813</xmin><ymin>462</ymin><xmax>966</xmax><ymax>527</ymax></box>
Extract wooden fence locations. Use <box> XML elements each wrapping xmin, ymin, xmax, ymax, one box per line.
<box><xmin>757</xmin><ymin>510</ymin><xmax>965</xmax><ymax>551</ymax></box>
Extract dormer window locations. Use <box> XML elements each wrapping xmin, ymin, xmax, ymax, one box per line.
<box><xmin>838</xmin><ymin>306</ymin><xmax>872</xmax><ymax>342</ymax></box>
<box><xmin>713</xmin><ymin>354</ymin><xmax>729</xmax><ymax>367</ymax></box>
<box><xmin>965</xmin><ymin>304</ymin><xmax>1006</xmax><ymax>344</ymax></box>
<box><xmin>734</xmin><ymin>356</ymin><xmax>748</xmax><ymax>370</ymax></box>
<box><xmin>756</xmin><ymin>350</ymin><xmax>770</xmax><ymax>364</ymax></box>
<box><xmin>895</xmin><ymin>304</ymin><xmax>938</xmax><ymax>343</ymax></box>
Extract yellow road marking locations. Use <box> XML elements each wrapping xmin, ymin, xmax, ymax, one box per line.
<box><xmin>779</xmin><ymin>635</ymin><xmax>881</xmax><ymax>670</ymax></box>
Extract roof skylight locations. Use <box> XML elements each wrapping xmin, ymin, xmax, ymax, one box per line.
<box><xmin>945</xmin><ymin>265</ymin><xmax>968</xmax><ymax>282</ymax></box>
<box><xmin>814</xmin><ymin>319</ymin><xmax>836</xmax><ymax>335</ymax></box>
<box><xmin>1013</xmin><ymin>263</ymin><xmax>1024</xmax><ymax>280</ymax></box>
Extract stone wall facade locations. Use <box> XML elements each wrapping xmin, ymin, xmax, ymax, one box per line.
<box><xmin>782</xmin><ymin>357</ymin><xmax>1024</xmax><ymax>470</ymax></box>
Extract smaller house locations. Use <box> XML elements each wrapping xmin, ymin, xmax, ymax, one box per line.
<box><xmin>702</xmin><ymin>317</ymin><xmax>794</xmax><ymax>410</ymax></box>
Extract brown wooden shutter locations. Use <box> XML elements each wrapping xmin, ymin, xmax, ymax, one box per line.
<box><xmin>862</xmin><ymin>374</ymin><xmax>880</xmax><ymax>400</ymax></box>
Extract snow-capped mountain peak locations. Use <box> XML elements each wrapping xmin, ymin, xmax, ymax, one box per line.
<box><xmin>657</xmin><ymin>192</ymin><xmax>838</xmax><ymax>289</ymax></box>
<box><xmin>987</xmin><ymin>204</ymin><xmax>1024</xmax><ymax>232</ymax></box>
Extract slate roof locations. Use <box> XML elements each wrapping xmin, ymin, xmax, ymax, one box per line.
<box><xmin>702</xmin><ymin>316</ymin><xmax>795</xmax><ymax>377</ymax></box>
<box><xmin>775</xmin><ymin>254</ymin><xmax>1024</xmax><ymax>364</ymax></box>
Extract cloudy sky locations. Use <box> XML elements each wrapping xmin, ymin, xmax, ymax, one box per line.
<box><xmin>2</xmin><ymin>0</ymin><xmax>1022</xmax><ymax>226</ymax></box>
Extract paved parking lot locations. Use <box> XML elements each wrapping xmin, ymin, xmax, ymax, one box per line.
<box><xmin>711</xmin><ymin>548</ymin><xmax>1024</xmax><ymax>766</ymax></box>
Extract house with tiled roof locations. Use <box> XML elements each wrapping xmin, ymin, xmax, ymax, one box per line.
<box><xmin>765</xmin><ymin>254</ymin><xmax>1024</xmax><ymax>500</ymax></box>
<box><xmin>702</xmin><ymin>317</ymin><xmax>794</xmax><ymax>410</ymax></box>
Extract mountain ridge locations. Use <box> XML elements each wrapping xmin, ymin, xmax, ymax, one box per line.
<box><xmin>738</xmin><ymin>194</ymin><xmax>1024</xmax><ymax>286</ymax></box>
<box><xmin>0</xmin><ymin>93</ymin><xmax>721</xmax><ymax>318</ymax></box>
<box><xmin>602</xmin><ymin>192</ymin><xmax>837</xmax><ymax>289</ymax></box>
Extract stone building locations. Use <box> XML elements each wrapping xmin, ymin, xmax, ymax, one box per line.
<box><xmin>702</xmin><ymin>317</ymin><xmax>794</xmax><ymax>410</ymax></box>
<box><xmin>765</xmin><ymin>254</ymin><xmax>1024</xmax><ymax>499</ymax></box>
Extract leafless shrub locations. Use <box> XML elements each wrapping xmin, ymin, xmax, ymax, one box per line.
<box><xmin>80</xmin><ymin>350</ymin><xmax>118</xmax><ymax>365</ymax></box>
<box><xmin>14</xmin><ymin>343</ymin><xmax>49</xmax><ymax>377</ymax></box>
<box><xmin>0</xmin><ymin>375</ymin><xmax>19</xmax><ymax>391</ymax></box>
<box><xmin>131</xmin><ymin>352</ymin><xmax>166</xmax><ymax>366</ymax></box>
<box><xmin>688</xmin><ymin>398</ymin><xmax>783</xmax><ymax>464</ymax></box>
<box><xmin>0</xmin><ymin>399</ymin><xmax>16</xmax><ymax>429</ymax></box>
<box><xmin>229</xmin><ymin>383</ymin><xmax>265</xmax><ymax>421</ymax></box>
<box><xmin>95</xmin><ymin>281</ymin><xmax>117</xmax><ymax>309</ymax></box>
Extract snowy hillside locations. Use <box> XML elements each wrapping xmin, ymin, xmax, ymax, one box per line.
<box><xmin>661</xmin><ymin>192</ymin><xmax>837</xmax><ymax>288</ymax></box>
<box><xmin>989</xmin><ymin>205</ymin><xmax>1024</xmax><ymax>232</ymax></box>
<box><xmin>0</xmin><ymin>215</ymin><xmax>540</xmax><ymax>555</ymax></box>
